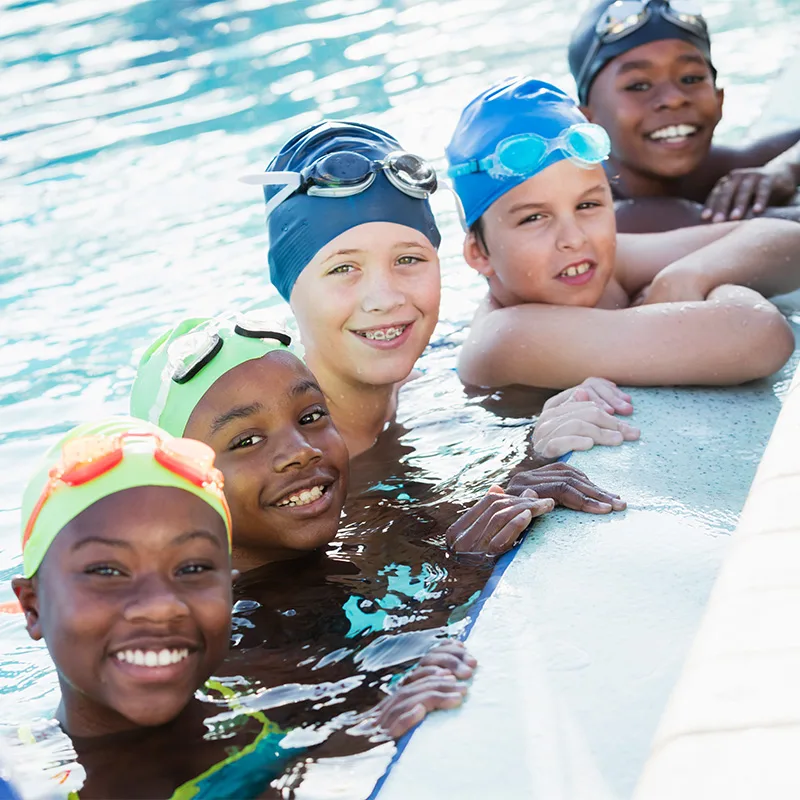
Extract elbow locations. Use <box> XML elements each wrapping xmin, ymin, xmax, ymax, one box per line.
<box><xmin>743</xmin><ymin>307</ymin><xmax>795</xmax><ymax>381</ymax></box>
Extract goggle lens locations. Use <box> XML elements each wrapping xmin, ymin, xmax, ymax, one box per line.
<box><xmin>311</xmin><ymin>152</ymin><xmax>373</xmax><ymax>187</ymax></box>
<box><xmin>565</xmin><ymin>124</ymin><xmax>612</xmax><ymax>163</ymax></box>
<box><xmin>497</xmin><ymin>135</ymin><xmax>548</xmax><ymax>175</ymax></box>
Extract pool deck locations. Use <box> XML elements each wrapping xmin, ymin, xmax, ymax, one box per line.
<box><xmin>632</xmin><ymin>360</ymin><xmax>800</xmax><ymax>799</ymax></box>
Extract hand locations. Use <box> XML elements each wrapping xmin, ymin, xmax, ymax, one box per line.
<box><xmin>631</xmin><ymin>264</ymin><xmax>708</xmax><ymax>306</ymax></box>
<box><xmin>372</xmin><ymin>642</ymin><xmax>475</xmax><ymax>738</ymax></box>
<box><xmin>535</xmin><ymin>398</ymin><xmax>639</xmax><ymax>458</ymax></box>
<box><xmin>542</xmin><ymin>377</ymin><xmax>633</xmax><ymax>416</ymax></box>
<box><xmin>446</xmin><ymin>486</ymin><xmax>554</xmax><ymax>557</ymax></box>
<box><xmin>507</xmin><ymin>462</ymin><xmax>626</xmax><ymax>514</ymax></box>
<box><xmin>702</xmin><ymin>164</ymin><xmax>796</xmax><ymax>222</ymax></box>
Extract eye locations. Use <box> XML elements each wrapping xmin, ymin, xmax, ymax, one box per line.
<box><xmin>177</xmin><ymin>563</ymin><xmax>215</xmax><ymax>577</ymax></box>
<box><xmin>397</xmin><ymin>254</ymin><xmax>425</xmax><ymax>266</ymax></box>
<box><xmin>84</xmin><ymin>564</ymin><xmax>125</xmax><ymax>577</ymax></box>
<box><xmin>229</xmin><ymin>433</ymin><xmax>265</xmax><ymax>450</ymax></box>
<box><xmin>681</xmin><ymin>74</ymin><xmax>707</xmax><ymax>85</ymax></box>
<box><xmin>624</xmin><ymin>81</ymin><xmax>650</xmax><ymax>92</ymax></box>
<box><xmin>327</xmin><ymin>263</ymin><xmax>356</xmax><ymax>276</ymax></box>
<box><xmin>519</xmin><ymin>213</ymin><xmax>544</xmax><ymax>225</ymax></box>
<box><xmin>300</xmin><ymin>406</ymin><xmax>328</xmax><ymax>425</ymax></box>
<box><xmin>577</xmin><ymin>201</ymin><xmax>602</xmax><ymax>211</ymax></box>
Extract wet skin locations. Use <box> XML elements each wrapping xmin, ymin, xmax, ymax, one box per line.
<box><xmin>11</xmin><ymin>486</ymin><xmax>232</xmax><ymax>738</ymax></box>
<box><xmin>184</xmin><ymin>351</ymin><xmax>350</xmax><ymax>572</ymax></box>
<box><xmin>583</xmin><ymin>39</ymin><xmax>723</xmax><ymax>196</ymax></box>
<box><xmin>465</xmin><ymin>161</ymin><xmax>622</xmax><ymax>309</ymax></box>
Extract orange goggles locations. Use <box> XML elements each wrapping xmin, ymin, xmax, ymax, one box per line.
<box><xmin>23</xmin><ymin>431</ymin><xmax>231</xmax><ymax>550</ymax></box>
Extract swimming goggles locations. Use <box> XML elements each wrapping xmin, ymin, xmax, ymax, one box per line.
<box><xmin>167</xmin><ymin>313</ymin><xmax>291</xmax><ymax>385</ymax></box>
<box><xmin>22</xmin><ymin>432</ymin><xmax>230</xmax><ymax>549</ymax></box>
<box><xmin>447</xmin><ymin>123</ymin><xmax>611</xmax><ymax>180</ymax></box>
<box><xmin>240</xmin><ymin>150</ymin><xmax>438</xmax><ymax>220</ymax></box>
<box><xmin>575</xmin><ymin>0</ymin><xmax>708</xmax><ymax>94</ymax></box>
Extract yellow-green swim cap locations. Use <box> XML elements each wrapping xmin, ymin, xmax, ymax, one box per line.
<box><xmin>20</xmin><ymin>416</ymin><xmax>232</xmax><ymax>578</ymax></box>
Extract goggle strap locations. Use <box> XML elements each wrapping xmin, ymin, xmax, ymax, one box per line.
<box><xmin>150</xmin><ymin>361</ymin><xmax>175</xmax><ymax>426</ymax></box>
<box><xmin>243</xmin><ymin>172</ymin><xmax>302</xmax><ymax>222</ymax></box>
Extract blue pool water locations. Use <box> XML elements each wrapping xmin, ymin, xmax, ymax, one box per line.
<box><xmin>2</xmin><ymin>0</ymin><xmax>800</xmax><ymax>797</ymax></box>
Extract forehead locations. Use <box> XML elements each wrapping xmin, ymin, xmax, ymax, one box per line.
<box><xmin>193</xmin><ymin>351</ymin><xmax>318</xmax><ymax>417</ymax></box>
<box><xmin>312</xmin><ymin>222</ymin><xmax>434</xmax><ymax>261</ymax></box>
<box><xmin>609</xmin><ymin>38</ymin><xmax>707</xmax><ymax>73</ymax></box>
<box><xmin>490</xmin><ymin>161</ymin><xmax>609</xmax><ymax>213</ymax></box>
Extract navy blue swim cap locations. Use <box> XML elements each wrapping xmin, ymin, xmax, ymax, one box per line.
<box><xmin>569</xmin><ymin>0</ymin><xmax>715</xmax><ymax>105</ymax></box>
<box><xmin>263</xmin><ymin>121</ymin><xmax>441</xmax><ymax>303</ymax></box>
<box><xmin>446</xmin><ymin>78</ymin><xmax>591</xmax><ymax>227</ymax></box>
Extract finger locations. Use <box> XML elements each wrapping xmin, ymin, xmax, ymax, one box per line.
<box><xmin>572</xmin><ymin>387</ymin><xmax>591</xmax><ymax>403</ymax></box>
<box><xmin>709</xmin><ymin>176</ymin><xmax>739</xmax><ymax>223</ymax></box>
<box><xmin>487</xmin><ymin>484</ymin><xmax>504</xmax><ymax>495</ymax></box>
<box><xmin>386</xmin><ymin>703</ymin><xmax>427</xmax><ymax>739</ymax></box>
<box><xmin>447</xmin><ymin>492</ymin><xmax>500</xmax><ymax>538</ymax></box>
<box><xmin>452</xmin><ymin>498</ymin><xmax>533</xmax><ymax>552</ymax></box>
<box><xmin>752</xmin><ymin>177</ymin><xmax>773</xmax><ymax>214</ymax></box>
<box><xmin>423</xmin><ymin>640</ymin><xmax>476</xmax><ymax>667</ymax></box>
<box><xmin>416</xmin><ymin>653</ymin><xmax>475</xmax><ymax>679</ymax></box>
<box><xmin>521</xmin><ymin>488</ymin><xmax>540</xmax><ymax>499</ymax></box>
<box><xmin>545</xmin><ymin>418</ymin><xmax>627</xmax><ymax>447</ymax></box>
<box><xmin>384</xmin><ymin>685</ymin><xmax>467</xmax><ymax>738</ymax></box>
<box><xmin>540</xmin><ymin>435</ymin><xmax>598</xmax><ymax>458</ymax></box>
<box><xmin>730</xmin><ymin>175</ymin><xmax>759</xmax><ymax>220</ymax></box>
<box><xmin>532</xmin><ymin>475</ymin><xmax>625</xmax><ymax>508</ymax></box>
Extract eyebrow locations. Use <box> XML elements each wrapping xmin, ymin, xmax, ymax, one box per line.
<box><xmin>290</xmin><ymin>378</ymin><xmax>323</xmax><ymax>399</ymax></box>
<box><xmin>172</xmin><ymin>530</ymin><xmax>223</xmax><ymax>549</ymax></box>
<box><xmin>72</xmin><ymin>536</ymin><xmax>133</xmax><ymax>552</ymax></box>
<box><xmin>507</xmin><ymin>202</ymin><xmax>548</xmax><ymax>215</ymax></box>
<box><xmin>617</xmin><ymin>53</ymin><xmax>707</xmax><ymax>75</ymax></box>
<box><xmin>322</xmin><ymin>248</ymin><xmax>364</xmax><ymax>264</ymax></box>
<box><xmin>210</xmin><ymin>402</ymin><xmax>264</xmax><ymax>434</ymax></box>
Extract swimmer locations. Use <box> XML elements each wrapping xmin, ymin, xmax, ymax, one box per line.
<box><xmin>568</xmin><ymin>0</ymin><xmax>800</xmax><ymax>232</ymax></box>
<box><xmin>445</xmin><ymin>77</ymin><xmax>800</xmax><ymax>390</ymax></box>
<box><xmin>243</xmin><ymin>120</ymin><xmax>639</xmax><ymax>457</ymax></box>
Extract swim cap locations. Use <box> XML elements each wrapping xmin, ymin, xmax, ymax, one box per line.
<box><xmin>20</xmin><ymin>417</ymin><xmax>231</xmax><ymax>578</ymax></box>
<box><xmin>130</xmin><ymin>315</ymin><xmax>291</xmax><ymax>437</ymax></box>
<box><xmin>446</xmin><ymin>78</ymin><xmax>591</xmax><ymax>226</ymax></box>
<box><xmin>263</xmin><ymin>121</ymin><xmax>441</xmax><ymax>302</ymax></box>
<box><xmin>569</xmin><ymin>0</ymin><xmax>715</xmax><ymax>105</ymax></box>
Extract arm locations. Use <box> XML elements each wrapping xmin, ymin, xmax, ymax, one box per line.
<box><xmin>614</xmin><ymin>197</ymin><xmax>707</xmax><ymax>234</ymax></box>
<box><xmin>458</xmin><ymin>286</ymin><xmax>794</xmax><ymax>389</ymax></box>
<box><xmin>621</xmin><ymin>218</ymin><xmax>800</xmax><ymax>301</ymax></box>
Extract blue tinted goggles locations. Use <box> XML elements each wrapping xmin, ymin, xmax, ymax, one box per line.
<box><xmin>447</xmin><ymin>123</ymin><xmax>611</xmax><ymax>180</ymax></box>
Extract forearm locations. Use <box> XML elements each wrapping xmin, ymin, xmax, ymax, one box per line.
<box><xmin>766</xmin><ymin>140</ymin><xmax>800</xmax><ymax>186</ymax></box>
<box><xmin>670</xmin><ymin>218</ymin><xmax>800</xmax><ymax>297</ymax></box>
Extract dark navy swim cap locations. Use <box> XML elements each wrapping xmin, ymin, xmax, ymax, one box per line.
<box><xmin>446</xmin><ymin>78</ymin><xmax>591</xmax><ymax>227</ymax></box>
<box><xmin>569</xmin><ymin>0</ymin><xmax>715</xmax><ymax>105</ymax></box>
<box><xmin>263</xmin><ymin>121</ymin><xmax>441</xmax><ymax>303</ymax></box>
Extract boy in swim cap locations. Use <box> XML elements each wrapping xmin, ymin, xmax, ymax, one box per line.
<box><xmin>569</xmin><ymin>0</ymin><xmax>800</xmax><ymax>231</ymax></box>
<box><xmin>243</xmin><ymin>120</ymin><xmax>639</xmax><ymax>457</ymax></box>
<box><xmin>131</xmin><ymin>314</ymin><xmax>613</xmax><ymax>566</ymax></box>
<box><xmin>11</xmin><ymin>417</ymin><xmax>234</xmax><ymax>738</ymax></box>
<box><xmin>446</xmin><ymin>77</ymin><xmax>800</xmax><ymax>390</ymax></box>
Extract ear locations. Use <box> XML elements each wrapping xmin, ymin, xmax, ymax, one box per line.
<box><xmin>463</xmin><ymin>232</ymin><xmax>494</xmax><ymax>279</ymax></box>
<box><xmin>716</xmin><ymin>86</ymin><xmax>724</xmax><ymax>114</ymax></box>
<box><xmin>11</xmin><ymin>577</ymin><xmax>43</xmax><ymax>641</ymax></box>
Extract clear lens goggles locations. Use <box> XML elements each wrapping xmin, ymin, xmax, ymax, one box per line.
<box><xmin>166</xmin><ymin>314</ymin><xmax>291</xmax><ymax>385</ymax></box>
<box><xmin>576</xmin><ymin>0</ymin><xmax>707</xmax><ymax>94</ymax></box>
<box><xmin>241</xmin><ymin>151</ymin><xmax>438</xmax><ymax>220</ymax></box>
<box><xmin>448</xmin><ymin>123</ymin><xmax>611</xmax><ymax>180</ymax></box>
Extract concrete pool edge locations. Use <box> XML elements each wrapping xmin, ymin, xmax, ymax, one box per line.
<box><xmin>633</xmin><ymin>361</ymin><xmax>800</xmax><ymax>800</ymax></box>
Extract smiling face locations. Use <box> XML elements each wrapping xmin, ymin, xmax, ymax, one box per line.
<box><xmin>12</xmin><ymin>486</ymin><xmax>232</xmax><ymax>737</ymax></box>
<box><xmin>289</xmin><ymin>222</ymin><xmax>441</xmax><ymax>390</ymax></box>
<box><xmin>183</xmin><ymin>351</ymin><xmax>349</xmax><ymax>570</ymax></box>
<box><xmin>466</xmin><ymin>160</ymin><xmax>617</xmax><ymax>308</ymax></box>
<box><xmin>585</xmin><ymin>39</ymin><xmax>723</xmax><ymax>184</ymax></box>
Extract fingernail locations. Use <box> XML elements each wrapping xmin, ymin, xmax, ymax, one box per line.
<box><xmin>612</xmin><ymin>499</ymin><xmax>627</xmax><ymax>511</ymax></box>
<box><xmin>701</xmin><ymin>209</ymin><xmax>711</xmax><ymax>219</ymax></box>
<box><xmin>522</xmin><ymin>488</ymin><xmax>538</xmax><ymax>498</ymax></box>
<box><xmin>713</xmin><ymin>213</ymin><xmax>725</xmax><ymax>223</ymax></box>
<box><xmin>731</xmin><ymin>208</ymin><xmax>742</xmax><ymax>219</ymax></box>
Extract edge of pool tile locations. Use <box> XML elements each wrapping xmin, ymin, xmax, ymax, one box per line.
<box><xmin>633</xmin><ymin>361</ymin><xmax>800</xmax><ymax>800</ymax></box>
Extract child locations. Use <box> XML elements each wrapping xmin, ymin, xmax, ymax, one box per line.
<box><xmin>7</xmin><ymin>417</ymin><xmax>476</xmax><ymax>798</ymax></box>
<box><xmin>445</xmin><ymin>77</ymin><xmax>800</xmax><ymax>390</ymax></box>
<box><xmin>242</xmin><ymin>120</ymin><xmax>639</xmax><ymax>456</ymax></box>
<box><xmin>130</xmin><ymin>315</ymin><xmax>605</xmax><ymax>570</ymax></box>
<box><xmin>568</xmin><ymin>0</ymin><xmax>800</xmax><ymax>232</ymax></box>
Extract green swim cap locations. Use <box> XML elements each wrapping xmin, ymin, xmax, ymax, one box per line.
<box><xmin>130</xmin><ymin>315</ymin><xmax>292</xmax><ymax>437</ymax></box>
<box><xmin>21</xmin><ymin>416</ymin><xmax>232</xmax><ymax>579</ymax></box>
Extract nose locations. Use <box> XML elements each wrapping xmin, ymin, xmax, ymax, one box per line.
<box><xmin>124</xmin><ymin>574</ymin><xmax>190</xmax><ymax>624</ymax></box>
<box><xmin>554</xmin><ymin>214</ymin><xmax>587</xmax><ymax>252</ymax></box>
<box><xmin>653</xmin><ymin>80</ymin><xmax>690</xmax><ymax>111</ymax></box>
<box><xmin>360</xmin><ymin>266</ymin><xmax>406</xmax><ymax>314</ymax></box>
<box><xmin>272</xmin><ymin>426</ymin><xmax>323</xmax><ymax>473</ymax></box>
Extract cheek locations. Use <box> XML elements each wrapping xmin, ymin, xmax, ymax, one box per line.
<box><xmin>219</xmin><ymin>462</ymin><xmax>261</xmax><ymax>521</ymax></box>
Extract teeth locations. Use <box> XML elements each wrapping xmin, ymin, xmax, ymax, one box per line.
<box><xmin>358</xmin><ymin>325</ymin><xmax>407</xmax><ymax>341</ymax></box>
<box><xmin>559</xmin><ymin>262</ymin><xmax>591</xmax><ymax>278</ymax></box>
<box><xmin>649</xmin><ymin>124</ymin><xmax>698</xmax><ymax>141</ymax></box>
<box><xmin>276</xmin><ymin>484</ymin><xmax>325</xmax><ymax>508</ymax></box>
<box><xmin>114</xmin><ymin>648</ymin><xmax>189</xmax><ymax>667</ymax></box>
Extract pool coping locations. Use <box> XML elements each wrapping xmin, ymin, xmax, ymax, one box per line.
<box><xmin>633</xmin><ymin>359</ymin><xmax>800</xmax><ymax>800</ymax></box>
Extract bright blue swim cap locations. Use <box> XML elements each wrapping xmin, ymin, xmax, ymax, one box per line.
<box><xmin>446</xmin><ymin>78</ymin><xmax>595</xmax><ymax>227</ymax></box>
<box><xmin>262</xmin><ymin>121</ymin><xmax>441</xmax><ymax>303</ymax></box>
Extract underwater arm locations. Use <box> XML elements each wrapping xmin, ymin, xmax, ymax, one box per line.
<box><xmin>457</xmin><ymin>289</ymin><xmax>793</xmax><ymax>389</ymax></box>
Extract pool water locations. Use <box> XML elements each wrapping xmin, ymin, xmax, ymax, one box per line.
<box><xmin>2</xmin><ymin>0</ymin><xmax>800</xmax><ymax>797</ymax></box>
